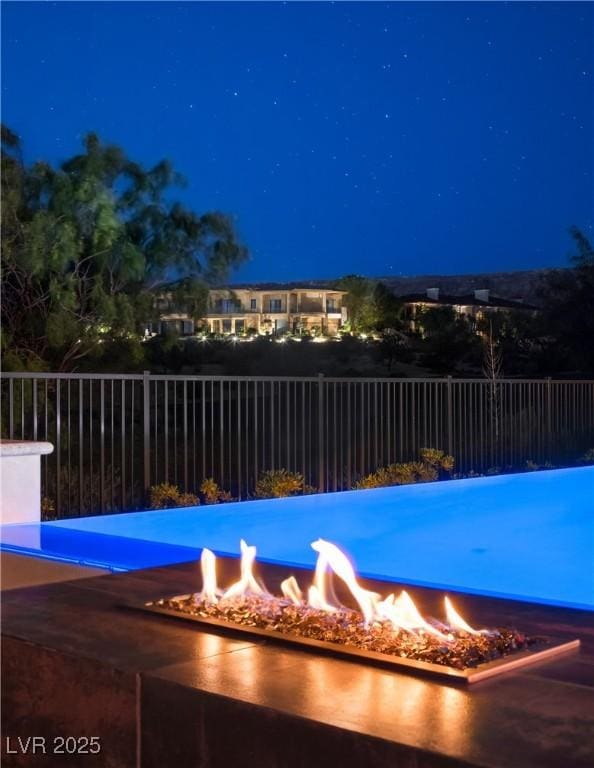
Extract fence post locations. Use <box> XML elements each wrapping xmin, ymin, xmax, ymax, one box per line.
<box><xmin>546</xmin><ymin>376</ymin><xmax>552</xmax><ymax>462</ymax></box>
<box><xmin>446</xmin><ymin>376</ymin><xmax>453</xmax><ymax>458</ymax></box>
<box><xmin>143</xmin><ymin>370</ymin><xmax>151</xmax><ymax>498</ymax></box>
<box><xmin>318</xmin><ymin>373</ymin><xmax>325</xmax><ymax>493</ymax></box>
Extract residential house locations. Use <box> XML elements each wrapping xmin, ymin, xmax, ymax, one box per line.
<box><xmin>402</xmin><ymin>288</ymin><xmax>539</xmax><ymax>334</ymax></box>
<box><xmin>205</xmin><ymin>286</ymin><xmax>347</xmax><ymax>336</ymax></box>
<box><xmin>145</xmin><ymin>285</ymin><xmax>347</xmax><ymax>337</ymax></box>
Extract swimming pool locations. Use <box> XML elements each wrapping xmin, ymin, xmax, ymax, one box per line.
<box><xmin>1</xmin><ymin>467</ymin><xmax>593</xmax><ymax>610</ymax></box>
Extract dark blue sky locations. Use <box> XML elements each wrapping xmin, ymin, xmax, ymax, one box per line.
<box><xmin>2</xmin><ymin>2</ymin><xmax>592</xmax><ymax>282</ymax></box>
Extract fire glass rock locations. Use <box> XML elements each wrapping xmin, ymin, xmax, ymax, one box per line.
<box><xmin>163</xmin><ymin>594</ymin><xmax>536</xmax><ymax>670</ymax></box>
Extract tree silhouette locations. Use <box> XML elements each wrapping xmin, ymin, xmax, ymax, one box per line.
<box><xmin>1</xmin><ymin>127</ymin><xmax>247</xmax><ymax>370</ymax></box>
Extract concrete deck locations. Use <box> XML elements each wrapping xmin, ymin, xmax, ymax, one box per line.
<box><xmin>2</xmin><ymin>557</ymin><xmax>593</xmax><ymax>767</ymax></box>
<box><xmin>0</xmin><ymin>552</ymin><xmax>108</xmax><ymax>591</ymax></box>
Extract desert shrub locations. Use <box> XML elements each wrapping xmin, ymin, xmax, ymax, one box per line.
<box><xmin>409</xmin><ymin>460</ymin><xmax>438</xmax><ymax>482</ymax></box>
<box><xmin>149</xmin><ymin>482</ymin><xmax>199</xmax><ymax>509</ymax></box>
<box><xmin>419</xmin><ymin>448</ymin><xmax>455</xmax><ymax>474</ymax></box>
<box><xmin>200</xmin><ymin>477</ymin><xmax>233</xmax><ymax>504</ymax></box>
<box><xmin>353</xmin><ymin>448</ymin><xmax>455</xmax><ymax>490</ymax></box>
<box><xmin>354</xmin><ymin>463</ymin><xmax>419</xmax><ymax>489</ymax></box>
<box><xmin>254</xmin><ymin>469</ymin><xmax>310</xmax><ymax>499</ymax></box>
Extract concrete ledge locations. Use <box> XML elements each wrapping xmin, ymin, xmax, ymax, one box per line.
<box><xmin>0</xmin><ymin>440</ymin><xmax>54</xmax><ymax>457</ymax></box>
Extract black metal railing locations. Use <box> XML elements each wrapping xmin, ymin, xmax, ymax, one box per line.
<box><xmin>1</xmin><ymin>373</ymin><xmax>593</xmax><ymax>518</ymax></box>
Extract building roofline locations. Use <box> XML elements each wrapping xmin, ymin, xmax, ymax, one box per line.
<box><xmin>219</xmin><ymin>283</ymin><xmax>346</xmax><ymax>292</ymax></box>
<box><xmin>400</xmin><ymin>293</ymin><xmax>540</xmax><ymax>310</ymax></box>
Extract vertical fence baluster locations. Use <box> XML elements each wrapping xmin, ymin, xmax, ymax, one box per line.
<box><xmin>130</xmin><ymin>380</ymin><xmax>134</xmax><ymax>508</ymax></box>
<box><xmin>20</xmin><ymin>379</ymin><xmax>25</xmax><ymax>440</ymax></box>
<box><xmin>346</xmin><ymin>382</ymin><xmax>351</xmax><ymax>482</ymax></box>
<box><xmin>143</xmin><ymin>371</ymin><xmax>150</xmax><ymax>500</ymax></box>
<box><xmin>8</xmin><ymin>378</ymin><xmax>14</xmax><ymax>439</ymax></box>
<box><xmin>100</xmin><ymin>380</ymin><xmax>105</xmax><ymax>514</ymax></box>
<box><xmin>227</xmin><ymin>380</ymin><xmax>232</xmax><ymax>492</ymax></box>
<box><xmin>237</xmin><ymin>381</ymin><xmax>242</xmax><ymax>499</ymax></box>
<box><xmin>89</xmin><ymin>381</ymin><xmax>93</xmax><ymax>513</ymax></box>
<box><xmin>183</xmin><ymin>379</ymin><xmax>188</xmax><ymax>492</ymax></box>
<box><xmin>32</xmin><ymin>379</ymin><xmax>38</xmax><ymax>441</ymax></box>
<box><xmin>446</xmin><ymin>376</ymin><xmax>453</xmax><ymax>459</ymax></box>
<box><xmin>254</xmin><ymin>380</ymin><xmax>259</xmax><ymax>492</ymax></box>
<box><xmin>121</xmin><ymin>379</ymin><xmax>126</xmax><ymax>511</ymax></box>
<box><xmin>153</xmin><ymin>379</ymin><xmax>158</xmax><ymax>486</ymax></box>
<box><xmin>79</xmin><ymin>379</ymin><xmax>84</xmax><ymax>515</ymax></box>
<box><xmin>218</xmin><ymin>380</ymin><xmax>224</xmax><ymax>488</ymax></box>
<box><xmin>173</xmin><ymin>381</ymin><xmax>178</xmax><ymax>486</ymax></box>
<box><xmin>44</xmin><ymin>379</ymin><xmax>48</xmax><ymax>501</ymax></box>
<box><xmin>56</xmin><ymin>379</ymin><xmax>61</xmax><ymax>516</ymax></box>
<box><xmin>67</xmin><ymin>380</ymin><xmax>72</xmax><ymax>516</ymax></box>
<box><xmin>201</xmin><ymin>379</ymin><xmax>206</xmax><ymax>484</ymax></box>
<box><xmin>192</xmin><ymin>380</ymin><xmax>197</xmax><ymax>493</ymax></box>
<box><xmin>318</xmin><ymin>373</ymin><xmax>325</xmax><ymax>492</ymax></box>
<box><xmin>164</xmin><ymin>380</ymin><xmax>169</xmax><ymax>483</ymax></box>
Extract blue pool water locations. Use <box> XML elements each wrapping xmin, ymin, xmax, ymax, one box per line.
<box><xmin>1</xmin><ymin>467</ymin><xmax>593</xmax><ymax>610</ymax></box>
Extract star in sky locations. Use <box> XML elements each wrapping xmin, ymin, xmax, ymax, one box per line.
<box><xmin>2</xmin><ymin>1</ymin><xmax>592</xmax><ymax>281</ymax></box>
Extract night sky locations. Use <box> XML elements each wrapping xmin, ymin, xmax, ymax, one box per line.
<box><xmin>2</xmin><ymin>1</ymin><xmax>593</xmax><ymax>283</ymax></box>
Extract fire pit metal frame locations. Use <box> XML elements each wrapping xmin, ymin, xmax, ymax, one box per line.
<box><xmin>128</xmin><ymin>599</ymin><xmax>580</xmax><ymax>684</ymax></box>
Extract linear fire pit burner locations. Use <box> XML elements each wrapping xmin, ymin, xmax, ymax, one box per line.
<box><xmin>131</xmin><ymin>539</ymin><xmax>580</xmax><ymax>684</ymax></box>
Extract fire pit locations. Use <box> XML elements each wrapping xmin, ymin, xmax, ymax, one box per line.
<box><xmin>133</xmin><ymin>539</ymin><xmax>580</xmax><ymax>683</ymax></box>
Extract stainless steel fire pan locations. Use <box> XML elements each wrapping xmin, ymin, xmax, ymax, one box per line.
<box><xmin>127</xmin><ymin>599</ymin><xmax>580</xmax><ymax>684</ymax></box>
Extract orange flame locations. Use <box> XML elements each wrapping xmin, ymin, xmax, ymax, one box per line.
<box><xmin>310</xmin><ymin>539</ymin><xmax>380</xmax><ymax>624</ymax></box>
<box><xmin>222</xmin><ymin>539</ymin><xmax>267</xmax><ymax>600</ymax></box>
<box><xmin>201</xmin><ymin>538</ymin><xmax>485</xmax><ymax>638</ymax></box>
<box><xmin>444</xmin><ymin>596</ymin><xmax>481</xmax><ymax>635</ymax></box>
<box><xmin>377</xmin><ymin>590</ymin><xmax>452</xmax><ymax>640</ymax></box>
<box><xmin>281</xmin><ymin>576</ymin><xmax>303</xmax><ymax>605</ymax></box>
<box><xmin>199</xmin><ymin>547</ymin><xmax>220</xmax><ymax>603</ymax></box>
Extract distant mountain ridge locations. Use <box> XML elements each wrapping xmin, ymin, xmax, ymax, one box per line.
<box><xmin>230</xmin><ymin>268</ymin><xmax>561</xmax><ymax>306</ymax></box>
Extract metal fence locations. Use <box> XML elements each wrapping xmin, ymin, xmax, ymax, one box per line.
<box><xmin>2</xmin><ymin>372</ymin><xmax>593</xmax><ymax>518</ymax></box>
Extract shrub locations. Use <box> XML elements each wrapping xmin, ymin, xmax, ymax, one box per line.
<box><xmin>409</xmin><ymin>460</ymin><xmax>438</xmax><ymax>482</ymax></box>
<box><xmin>419</xmin><ymin>448</ymin><xmax>455</xmax><ymax>474</ymax></box>
<box><xmin>255</xmin><ymin>469</ymin><xmax>308</xmax><ymax>499</ymax></box>
<box><xmin>353</xmin><ymin>448</ymin><xmax>455</xmax><ymax>490</ymax></box>
<box><xmin>200</xmin><ymin>477</ymin><xmax>233</xmax><ymax>504</ymax></box>
<box><xmin>354</xmin><ymin>464</ymin><xmax>418</xmax><ymax>489</ymax></box>
<box><xmin>579</xmin><ymin>448</ymin><xmax>594</xmax><ymax>465</ymax></box>
<box><xmin>149</xmin><ymin>483</ymin><xmax>199</xmax><ymax>509</ymax></box>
